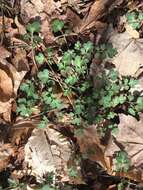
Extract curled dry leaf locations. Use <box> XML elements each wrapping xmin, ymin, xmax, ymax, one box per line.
<box><xmin>107</xmin><ymin>26</ymin><xmax>143</xmax><ymax>76</ymax></box>
<box><xmin>105</xmin><ymin>114</ymin><xmax>143</xmax><ymax>182</ymax></box>
<box><xmin>76</xmin><ymin>0</ymin><xmax>116</xmax><ymax>33</ymax></box>
<box><xmin>0</xmin><ymin>46</ymin><xmax>11</xmax><ymax>64</ymax></box>
<box><xmin>0</xmin><ymin>69</ymin><xmax>13</xmax><ymax>102</ymax></box>
<box><xmin>24</xmin><ymin>124</ymin><xmax>77</xmax><ymax>183</ymax></box>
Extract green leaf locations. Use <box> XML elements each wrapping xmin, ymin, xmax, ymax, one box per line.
<box><xmin>74</xmin><ymin>41</ymin><xmax>81</xmax><ymax>50</ymax></box>
<box><xmin>128</xmin><ymin>95</ymin><xmax>134</xmax><ymax>101</ymax></box>
<box><xmin>38</xmin><ymin>116</ymin><xmax>49</xmax><ymax>129</ymax></box>
<box><xmin>35</xmin><ymin>53</ymin><xmax>45</xmax><ymax>64</ymax></box>
<box><xmin>106</xmin><ymin>44</ymin><xmax>117</xmax><ymax>58</ymax></box>
<box><xmin>136</xmin><ymin>96</ymin><xmax>143</xmax><ymax>111</ymax></box>
<box><xmin>16</xmin><ymin>104</ymin><xmax>32</xmax><ymax>117</ymax></box>
<box><xmin>20</xmin><ymin>81</ymin><xmax>36</xmax><ymax>98</ymax></box>
<box><xmin>107</xmin><ymin>112</ymin><xmax>117</xmax><ymax>119</ymax></box>
<box><xmin>119</xmin><ymin>95</ymin><xmax>126</xmax><ymax>104</ymax></box>
<box><xmin>131</xmin><ymin>22</ymin><xmax>140</xmax><ymax>29</ymax></box>
<box><xmin>128</xmin><ymin>78</ymin><xmax>138</xmax><ymax>87</ymax></box>
<box><xmin>138</xmin><ymin>12</ymin><xmax>143</xmax><ymax>20</ymax></box>
<box><xmin>38</xmin><ymin>69</ymin><xmax>49</xmax><ymax>84</ymax></box>
<box><xmin>82</xmin><ymin>41</ymin><xmax>93</xmax><ymax>53</ymax></box>
<box><xmin>51</xmin><ymin>19</ymin><xmax>64</xmax><ymax>33</ymax></box>
<box><xmin>126</xmin><ymin>12</ymin><xmax>137</xmax><ymax>21</ymax></box>
<box><xmin>128</xmin><ymin>107</ymin><xmax>136</xmax><ymax>116</ymax></box>
<box><xmin>115</xmin><ymin>151</ymin><xmax>130</xmax><ymax>172</ymax></box>
<box><xmin>26</xmin><ymin>21</ymin><xmax>41</xmax><ymax>33</ymax></box>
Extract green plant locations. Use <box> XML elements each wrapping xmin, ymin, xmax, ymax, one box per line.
<box><xmin>7</xmin><ymin>178</ymin><xmax>26</xmax><ymax>190</ymax></box>
<box><xmin>17</xmin><ymin>24</ymin><xmax>142</xmax><ymax>135</ymax></box>
<box><xmin>51</xmin><ymin>19</ymin><xmax>64</xmax><ymax>33</ymax></box>
<box><xmin>115</xmin><ymin>151</ymin><xmax>130</xmax><ymax>173</ymax></box>
<box><xmin>126</xmin><ymin>11</ymin><xmax>143</xmax><ymax>29</ymax></box>
<box><xmin>68</xmin><ymin>167</ymin><xmax>78</xmax><ymax>178</ymax></box>
<box><xmin>95</xmin><ymin>43</ymin><xmax>117</xmax><ymax>60</ymax></box>
<box><xmin>35</xmin><ymin>53</ymin><xmax>45</xmax><ymax>65</ymax></box>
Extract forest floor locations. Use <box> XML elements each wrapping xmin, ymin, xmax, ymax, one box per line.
<box><xmin>0</xmin><ymin>0</ymin><xmax>143</xmax><ymax>190</ymax></box>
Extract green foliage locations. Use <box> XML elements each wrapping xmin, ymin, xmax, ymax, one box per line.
<box><xmin>35</xmin><ymin>53</ymin><xmax>45</xmax><ymax>64</ymax></box>
<box><xmin>23</xmin><ymin>20</ymin><xmax>42</xmax><ymax>50</ymax></box>
<box><xmin>68</xmin><ymin>167</ymin><xmax>78</xmax><ymax>178</ymax></box>
<box><xmin>26</xmin><ymin>21</ymin><xmax>41</xmax><ymax>34</ymax></box>
<box><xmin>38</xmin><ymin>69</ymin><xmax>49</xmax><ymax>84</ymax></box>
<box><xmin>7</xmin><ymin>178</ymin><xmax>26</xmax><ymax>190</ymax></box>
<box><xmin>38</xmin><ymin>116</ymin><xmax>49</xmax><ymax>129</ymax></box>
<box><xmin>95</xmin><ymin>43</ymin><xmax>117</xmax><ymax>60</ymax></box>
<box><xmin>115</xmin><ymin>151</ymin><xmax>130</xmax><ymax>172</ymax></box>
<box><xmin>58</xmin><ymin>41</ymin><xmax>93</xmax><ymax>93</ymax></box>
<box><xmin>51</xmin><ymin>19</ymin><xmax>64</xmax><ymax>33</ymax></box>
<box><xmin>126</xmin><ymin>11</ymin><xmax>143</xmax><ymax>29</ymax></box>
<box><xmin>17</xmin><ymin>29</ymin><xmax>142</xmax><ymax>141</ymax></box>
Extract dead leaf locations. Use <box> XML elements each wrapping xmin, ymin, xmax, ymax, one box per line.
<box><xmin>24</xmin><ymin>124</ymin><xmax>74</xmax><ymax>182</ymax></box>
<box><xmin>107</xmin><ymin>26</ymin><xmax>143</xmax><ymax>76</ymax></box>
<box><xmin>0</xmin><ymin>69</ymin><xmax>13</xmax><ymax>102</ymax></box>
<box><xmin>105</xmin><ymin>114</ymin><xmax>143</xmax><ymax>182</ymax></box>
<box><xmin>125</xmin><ymin>24</ymin><xmax>139</xmax><ymax>39</ymax></box>
<box><xmin>0</xmin><ymin>143</ymin><xmax>15</xmax><ymax>171</ymax></box>
<box><xmin>76</xmin><ymin>0</ymin><xmax>116</xmax><ymax>33</ymax></box>
<box><xmin>0</xmin><ymin>45</ymin><xmax>11</xmax><ymax>64</ymax></box>
<box><xmin>76</xmin><ymin>125</ymin><xmax>109</xmax><ymax>170</ymax></box>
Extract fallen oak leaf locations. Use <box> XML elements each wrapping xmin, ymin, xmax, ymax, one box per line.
<box><xmin>24</xmin><ymin>124</ymin><xmax>78</xmax><ymax>183</ymax></box>
<box><xmin>105</xmin><ymin>114</ymin><xmax>143</xmax><ymax>182</ymax></box>
<box><xmin>107</xmin><ymin>26</ymin><xmax>143</xmax><ymax>76</ymax></box>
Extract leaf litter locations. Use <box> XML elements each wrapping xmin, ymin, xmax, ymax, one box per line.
<box><xmin>0</xmin><ymin>0</ymin><xmax>143</xmax><ymax>190</ymax></box>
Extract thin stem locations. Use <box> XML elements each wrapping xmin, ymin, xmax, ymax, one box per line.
<box><xmin>46</xmin><ymin>58</ymin><xmax>74</xmax><ymax>108</ymax></box>
<box><xmin>31</xmin><ymin>32</ymin><xmax>38</xmax><ymax>71</ymax></box>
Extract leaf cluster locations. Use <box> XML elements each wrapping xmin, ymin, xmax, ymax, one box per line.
<box><xmin>126</xmin><ymin>11</ymin><xmax>143</xmax><ymax>30</ymax></box>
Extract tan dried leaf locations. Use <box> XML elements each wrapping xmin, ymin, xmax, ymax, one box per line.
<box><xmin>24</xmin><ymin>125</ymin><xmax>73</xmax><ymax>182</ymax></box>
<box><xmin>107</xmin><ymin>27</ymin><xmax>143</xmax><ymax>76</ymax></box>
<box><xmin>0</xmin><ymin>69</ymin><xmax>13</xmax><ymax>102</ymax></box>
<box><xmin>125</xmin><ymin>23</ymin><xmax>139</xmax><ymax>39</ymax></box>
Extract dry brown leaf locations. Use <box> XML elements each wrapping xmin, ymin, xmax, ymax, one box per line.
<box><xmin>0</xmin><ymin>46</ymin><xmax>11</xmax><ymax>64</ymax></box>
<box><xmin>107</xmin><ymin>26</ymin><xmax>143</xmax><ymax>76</ymax></box>
<box><xmin>76</xmin><ymin>125</ymin><xmax>109</xmax><ymax>170</ymax></box>
<box><xmin>0</xmin><ymin>69</ymin><xmax>13</xmax><ymax>102</ymax></box>
<box><xmin>76</xmin><ymin>0</ymin><xmax>116</xmax><ymax>33</ymax></box>
<box><xmin>24</xmin><ymin>125</ymin><xmax>76</xmax><ymax>183</ymax></box>
<box><xmin>10</xmin><ymin>120</ymin><xmax>36</xmax><ymax>145</ymax></box>
<box><xmin>105</xmin><ymin>114</ymin><xmax>143</xmax><ymax>182</ymax></box>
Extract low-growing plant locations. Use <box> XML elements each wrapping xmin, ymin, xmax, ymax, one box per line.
<box><xmin>126</xmin><ymin>11</ymin><xmax>143</xmax><ymax>30</ymax></box>
<box><xmin>115</xmin><ymin>151</ymin><xmax>130</xmax><ymax>173</ymax></box>
<box><xmin>17</xmin><ymin>21</ymin><xmax>143</xmax><ymax>133</ymax></box>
